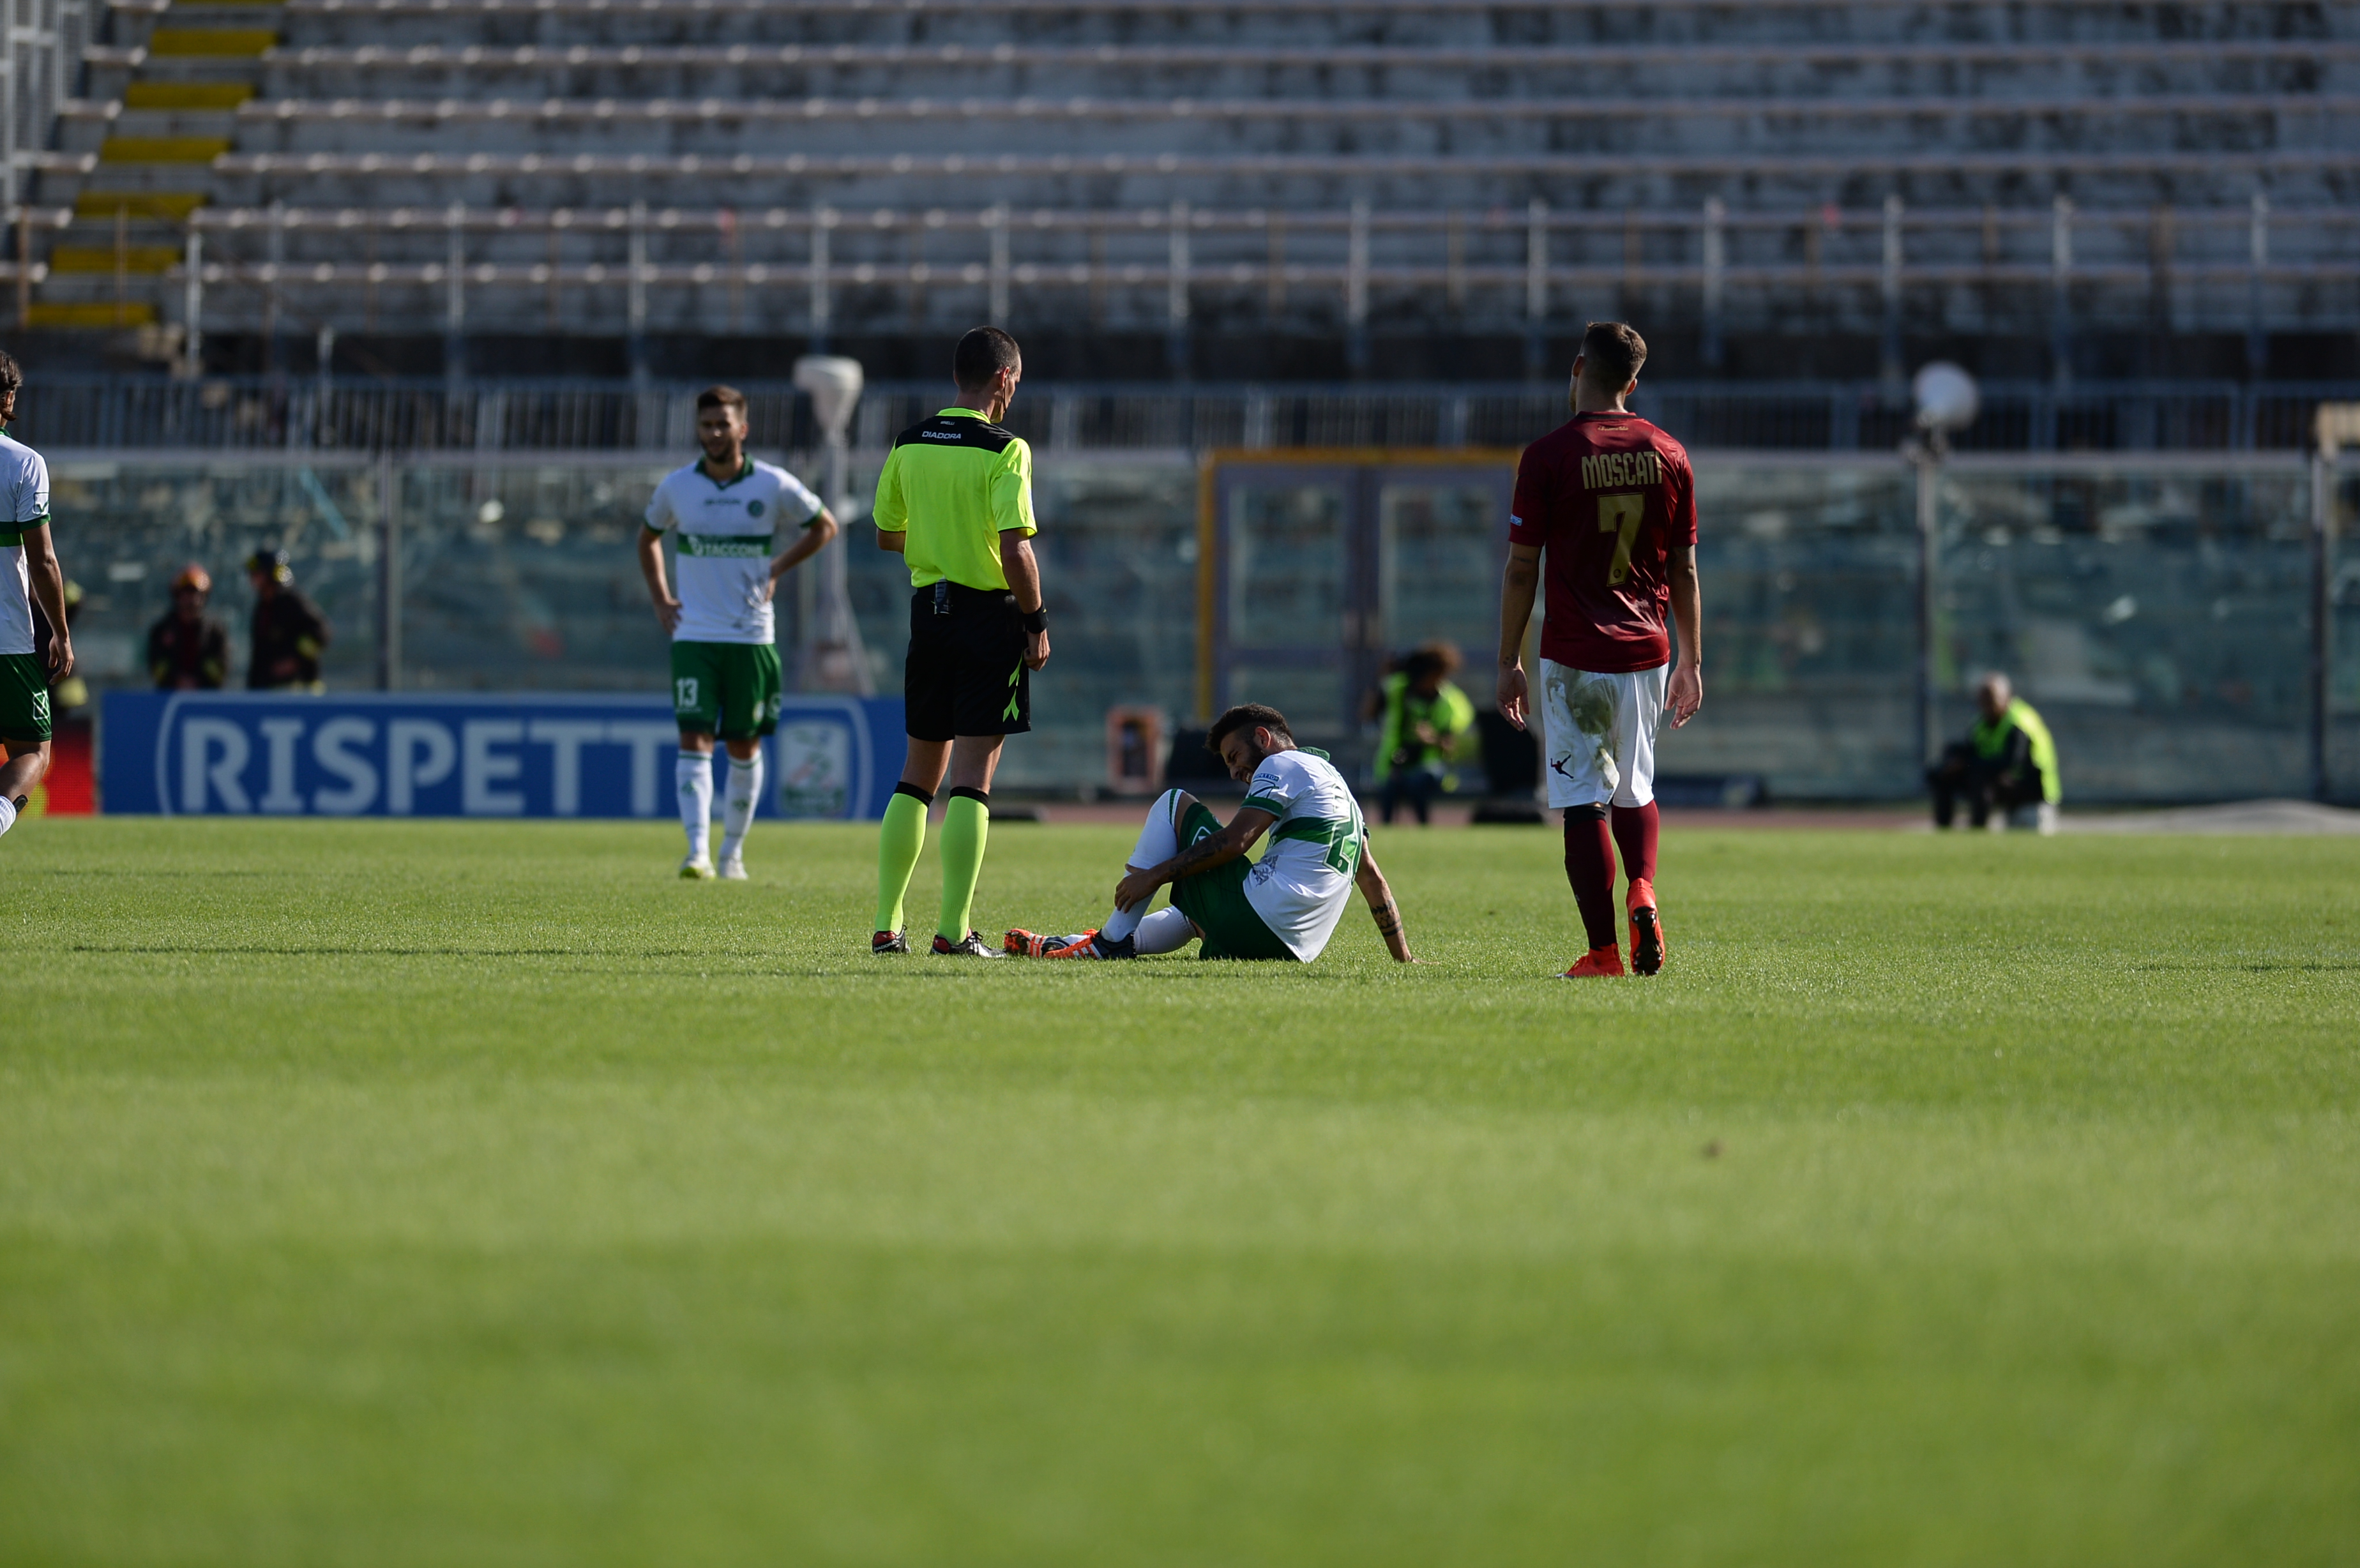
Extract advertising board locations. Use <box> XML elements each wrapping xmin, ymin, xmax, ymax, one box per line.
<box><xmin>101</xmin><ymin>692</ymin><xmax>905</xmax><ymax>820</ymax></box>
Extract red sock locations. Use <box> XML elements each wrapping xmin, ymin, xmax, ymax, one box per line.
<box><xmin>1610</xmin><ymin>801</ymin><xmax>1660</xmax><ymax>894</ymax></box>
<box><xmin>1562</xmin><ymin>808</ymin><xmax>1619</xmax><ymax>951</ymax></box>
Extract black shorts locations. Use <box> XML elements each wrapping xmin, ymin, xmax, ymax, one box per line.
<box><xmin>905</xmin><ymin>581</ymin><xmax>1032</xmax><ymax>742</ymax></box>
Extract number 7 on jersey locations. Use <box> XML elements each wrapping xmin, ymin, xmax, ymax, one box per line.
<box><xmin>1596</xmin><ymin>494</ymin><xmax>1645</xmax><ymax>585</ymax></box>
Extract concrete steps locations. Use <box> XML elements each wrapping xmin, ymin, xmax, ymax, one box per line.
<box><xmin>28</xmin><ymin>0</ymin><xmax>276</xmax><ymax>335</ymax></box>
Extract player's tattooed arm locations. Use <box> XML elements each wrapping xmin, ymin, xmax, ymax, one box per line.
<box><xmin>1354</xmin><ymin>838</ymin><xmax>1417</xmax><ymax>963</ymax></box>
<box><xmin>1114</xmin><ymin>807</ymin><xmax>1276</xmax><ymax>912</ymax></box>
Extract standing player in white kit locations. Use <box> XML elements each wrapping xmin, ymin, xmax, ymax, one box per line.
<box><xmin>638</xmin><ymin>385</ymin><xmax>839</xmax><ymax>878</ymax></box>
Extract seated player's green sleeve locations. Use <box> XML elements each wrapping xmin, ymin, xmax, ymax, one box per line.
<box><xmin>989</xmin><ymin>437</ymin><xmax>1036</xmax><ymax>538</ymax></box>
<box><xmin>872</xmin><ymin>446</ymin><xmax>909</xmax><ymax>534</ymax></box>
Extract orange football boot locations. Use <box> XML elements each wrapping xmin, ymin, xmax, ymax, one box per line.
<box><xmin>1626</xmin><ymin>877</ymin><xmax>1666</xmax><ymax>976</ymax></box>
<box><xmin>1046</xmin><ymin>930</ymin><xmax>1134</xmax><ymax>959</ymax></box>
<box><xmin>1004</xmin><ymin>927</ymin><xmax>1094</xmax><ymax>957</ymax></box>
<box><xmin>1561</xmin><ymin>945</ymin><xmax>1626</xmax><ymax>979</ymax></box>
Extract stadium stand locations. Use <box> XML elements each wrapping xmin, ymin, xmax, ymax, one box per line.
<box><xmin>13</xmin><ymin>0</ymin><xmax>2360</xmax><ymax>381</ymax></box>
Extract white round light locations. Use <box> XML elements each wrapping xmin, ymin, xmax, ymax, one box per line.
<box><xmin>1913</xmin><ymin>361</ymin><xmax>1979</xmax><ymax>432</ymax></box>
<box><xmin>793</xmin><ymin>354</ymin><xmax>865</xmax><ymax>441</ymax></box>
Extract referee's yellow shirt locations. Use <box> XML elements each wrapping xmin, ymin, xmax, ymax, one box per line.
<box><xmin>872</xmin><ymin>407</ymin><xmax>1038</xmax><ymax>591</ymax></box>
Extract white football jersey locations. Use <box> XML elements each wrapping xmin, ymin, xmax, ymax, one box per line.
<box><xmin>1239</xmin><ymin>747</ymin><xmax>1366</xmax><ymax>961</ymax></box>
<box><xmin>0</xmin><ymin>429</ymin><xmax>50</xmax><ymax>657</ymax></box>
<box><xmin>644</xmin><ymin>456</ymin><xmax>823</xmax><ymax>644</ymax></box>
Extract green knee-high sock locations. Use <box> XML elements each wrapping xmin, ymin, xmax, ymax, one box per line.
<box><xmin>875</xmin><ymin>788</ymin><xmax>930</xmax><ymax>935</ymax></box>
<box><xmin>936</xmin><ymin>790</ymin><xmax>991</xmax><ymax>940</ymax></box>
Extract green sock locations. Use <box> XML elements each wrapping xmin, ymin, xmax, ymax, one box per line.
<box><xmin>875</xmin><ymin>790</ymin><xmax>928</xmax><ymax>935</ymax></box>
<box><xmin>936</xmin><ymin>792</ymin><xmax>990</xmax><ymax>941</ymax></box>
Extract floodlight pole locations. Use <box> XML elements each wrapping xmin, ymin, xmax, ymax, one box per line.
<box><xmin>2313</xmin><ymin>403</ymin><xmax>2357</xmax><ymax>801</ymax></box>
<box><xmin>793</xmin><ymin>354</ymin><xmax>874</xmax><ymax>696</ymax></box>
<box><xmin>1910</xmin><ymin>432</ymin><xmax>1944</xmax><ymax>772</ymax></box>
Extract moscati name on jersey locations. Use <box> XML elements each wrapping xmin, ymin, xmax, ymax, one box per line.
<box><xmin>1580</xmin><ymin>450</ymin><xmax>1664</xmax><ymax>491</ymax></box>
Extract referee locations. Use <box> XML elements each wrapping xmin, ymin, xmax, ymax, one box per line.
<box><xmin>871</xmin><ymin>326</ymin><xmax>1051</xmax><ymax>957</ymax></box>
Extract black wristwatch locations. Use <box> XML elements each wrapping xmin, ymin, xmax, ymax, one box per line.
<box><xmin>1020</xmin><ymin>606</ymin><xmax>1050</xmax><ymax>634</ymax></box>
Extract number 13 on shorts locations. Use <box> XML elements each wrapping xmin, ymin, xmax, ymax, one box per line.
<box><xmin>1597</xmin><ymin>494</ymin><xmax>1645</xmax><ymax>585</ymax></box>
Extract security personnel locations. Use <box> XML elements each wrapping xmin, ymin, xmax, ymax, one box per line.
<box><xmin>869</xmin><ymin>326</ymin><xmax>1052</xmax><ymax>958</ymax></box>
<box><xmin>1928</xmin><ymin>672</ymin><xmax>2060</xmax><ymax>832</ymax></box>
<box><xmin>1370</xmin><ymin>640</ymin><xmax>1477</xmax><ymax>825</ymax></box>
<box><xmin>148</xmin><ymin>563</ymin><xmax>230</xmax><ymax>690</ymax></box>
<box><xmin>244</xmin><ymin>549</ymin><xmax>332</xmax><ymax>691</ymax></box>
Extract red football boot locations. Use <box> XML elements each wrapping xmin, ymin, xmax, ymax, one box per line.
<box><xmin>1561</xmin><ymin>945</ymin><xmax>1626</xmax><ymax>979</ymax></box>
<box><xmin>1626</xmin><ymin>878</ymin><xmax>1666</xmax><ymax>976</ymax></box>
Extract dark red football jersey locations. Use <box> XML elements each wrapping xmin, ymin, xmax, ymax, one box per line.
<box><xmin>1508</xmin><ymin>411</ymin><xmax>1698</xmax><ymax>674</ymax></box>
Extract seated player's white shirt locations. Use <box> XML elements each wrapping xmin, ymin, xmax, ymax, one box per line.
<box><xmin>645</xmin><ymin>457</ymin><xmax>822</xmax><ymax>644</ymax></box>
<box><xmin>1239</xmin><ymin>747</ymin><xmax>1366</xmax><ymax>961</ymax></box>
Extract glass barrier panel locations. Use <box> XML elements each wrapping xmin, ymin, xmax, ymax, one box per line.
<box><xmin>36</xmin><ymin>450</ymin><xmax>2345</xmax><ymax>805</ymax></box>
<box><xmin>1675</xmin><ymin>462</ymin><xmax>1921</xmax><ymax>799</ymax></box>
<box><xmin>47</xmin><ymin>458</ymin><xmax>383</xmax><ymax>698</ymax></box>
<box><xmin>396</xmin><ymin>464</ymin><xmax>677</xmax><ymax>692</ymax></box>
<box><xmin>1937</xmin><ymin>463</ymin><xmax>2315</xmax><ymax>802</ymax></box>
<box><xmin>1376</xmin><ymin>479</ymin><xmax>1502</xmax><ymax>661</ymax></box>
<box><xmin>844</xmin><ymin>455</ymin><xmax>1200</xmax><ymax>790</ymax></box>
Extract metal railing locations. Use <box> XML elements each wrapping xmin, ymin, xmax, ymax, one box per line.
<box><xmin>253</xmin><ymin>39</ymin><xmax>2360</xmax><ymax>70</ymax></box>
<box><xmin>1</xmin><ymin>0</ymin><xmax>84</xmax><ymax>206</ymax></box>
<box><xmin>161</xmin><ymin>198</ymin><xmax>2354</xmax><ymax>354</ymax></box>
<box><xmin>13</xmin><ymin>375</ymin><xmax>2359</xmax><ymax>455</ymax></box>
<box><xmin>267</xmin><ymin>0</ymin><xmax>2360</xmax><ymax>19</ymax></box>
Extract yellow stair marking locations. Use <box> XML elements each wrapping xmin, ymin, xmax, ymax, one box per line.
<box><xmin>49</xmin><ymin>246</ymin><xmax>183</xmax><ymax>274</ymax></box>
<box><xmin>146</xmin><ymin>28</ymin><xmax>278</xmax><ymax>56</ymax></box>
<box><xmin>99</xmin><ymin>137</ymin><xmax>232</xmax><ymax>163</ymax></box>
<box><xmin>74</xmin><ymin>192</ymin><xmax>209</xmax><ymax>220</ymax></box>
<box><xmin>125</xmin><ymin>82</ymin><xmax>255</xmax><ymax>109</ymax></box>
<box><xmin>27</xmin><ymin>301</ymin><xmax>160</xmax><ymax>328</ymax></box>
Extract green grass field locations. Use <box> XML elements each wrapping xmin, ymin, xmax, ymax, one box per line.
<box><xmin>3</xmin><ymin>816</ymin><xmax>2356</xmax><ymax>1566</ymax></box>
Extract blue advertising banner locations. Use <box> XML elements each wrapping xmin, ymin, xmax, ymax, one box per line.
<box><xmin>102</xmin><ymin>692</ymin><xmax>906</xmax><ymax>820</ymax></box>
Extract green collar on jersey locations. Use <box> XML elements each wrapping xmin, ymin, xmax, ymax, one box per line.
<box><xmin>698</xmin><ymin>455</ymin><xmax>754</xmax><ymax>488</ymax></box>
<box><xmin>937</xmin><ymin>407</ymin><xmax>988</xmax><ymax>419</ymax></box>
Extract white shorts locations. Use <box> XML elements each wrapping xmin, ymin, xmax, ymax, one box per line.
<box><xmin>1539</xmin><ymin>659</ymin><xmax>1665</xmax><ymax>810</ymax></box>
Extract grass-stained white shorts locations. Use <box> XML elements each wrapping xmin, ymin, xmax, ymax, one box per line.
<box><xmin>1539</xmin><ymin>659</ymin><xmax>1665</xmax><ymax>810</ymax></box>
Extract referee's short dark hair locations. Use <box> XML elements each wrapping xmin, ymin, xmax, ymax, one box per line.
<box><xmin>696</xmin><ymin>384</ymin><xmax>748</xmax><ymax>416</ymax></box>
<box><xmin>1207</xmin><ymin>703</ymin><xmax>1293</xmax><ymax>754</ymax></box>
<box><xmin>953</xmin><ymin>326</ymin><xmax>1022</xmax><ymax>394</ymax></box>
<box><xmin>1578</xmin><ymin>322</ymin><xmax>1647</xmax><ymax>389</ymax></box>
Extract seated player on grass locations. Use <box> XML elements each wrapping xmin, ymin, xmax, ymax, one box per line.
<box><xmin>1005</xmin><ymin>703</ymin><xmax>1418</xmax><ymax>963</ymax></box>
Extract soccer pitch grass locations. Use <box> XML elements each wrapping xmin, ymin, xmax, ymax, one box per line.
<box><xmin>3</xmin><ymin>818</ymin><xmax>2356</xmax><ymax>1566</ymax></box>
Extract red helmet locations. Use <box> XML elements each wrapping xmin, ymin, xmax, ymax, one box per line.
<box><xmin>171</xmin><ymin>563</ymin><xmax>212</xmax><ymax>594</ymax></box>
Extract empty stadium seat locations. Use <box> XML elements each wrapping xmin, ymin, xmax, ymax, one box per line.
<box><xmin>20</xmin><ymin>0</ymin><xmax>2359</xmax><ymax>361</ymax></box>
